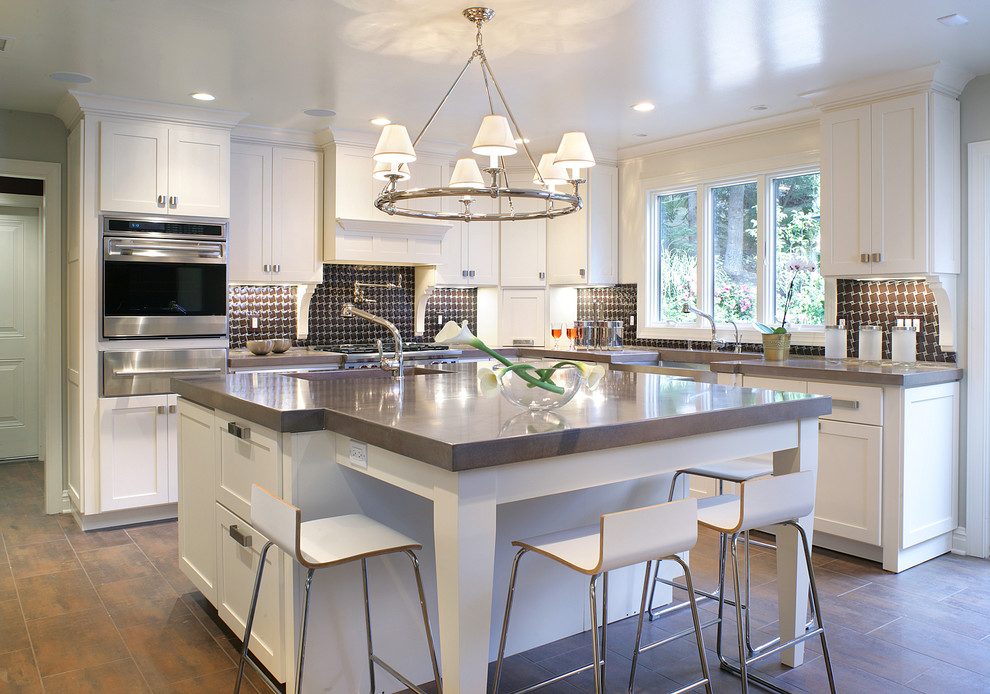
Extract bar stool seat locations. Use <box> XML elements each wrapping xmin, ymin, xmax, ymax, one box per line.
<box><xmin>701</xmin><ymin>471</ymin><xmax>835</xmax><ymax>694</ymax></box>
<box><xmin>233</xmin><ymin>485</ymin><xmax>442</xmax><ymax>694</ymax></box>
<box><xmin>672</xmin><ymin>458</ymin><xmax>774</xmax><ymax>487</ymax></box>
<box><xmin>493</xmin><ymin>498</ymin><xmax>713</xmax><ymax>694</ymax></box>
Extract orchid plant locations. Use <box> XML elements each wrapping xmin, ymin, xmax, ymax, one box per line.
<box><xmin>434</xmin><ymin>320</ymin><xmax>605</xmax><ymax>396</ymax></box>
<box><xmin>754</xmin><ymin>258</ymin><xmax>817</xmax><ymax>335</ymax></box>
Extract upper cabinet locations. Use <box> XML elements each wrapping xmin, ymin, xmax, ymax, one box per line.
<box><xmin>229</xmin><ymin>141</ymin><xmax>323</xmax><ymax>284</ymax></box>
<box><xmin>100</xmin><ymin>119</ymin><xmax>230</xmax><ymax>218</ymax></box>
<box><xmin>819</xmin><ymin>92</ymin><xmax>959</xmax><ymax>277</ymax></box>
<box><xmin>546</xmin><ymin>164</ymin><xmax>618</xmax><ymax>286</ymax></box>
<box><xmin>435</xmin><ymin>192</ymin><xmax>499</xmax><ymax>286</ymax></box>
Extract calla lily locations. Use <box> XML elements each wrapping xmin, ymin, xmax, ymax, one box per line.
<box><xmin>477</xmin><ymin>367</ymin><xmax>500</xmax><ymax>397</ymax></box>
<box><xmin>435</xmin><ymin>320</ymin><xmax>512</xmax><ymax>367</ymax></box>
<box><xmin>545</xmin><ymin>360</ymin><xmax>605</xmax><ymax>390</ymax></box>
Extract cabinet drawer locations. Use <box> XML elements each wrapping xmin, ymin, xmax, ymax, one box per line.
<box><xmin>741</xmin><ymin>376</ymin><xmax>808</xmax><ymax>393</ymax></box>
<box><xmin>216</xmin><ymin>411</ymin><xmax>280</xmax><ymax>521</ymax></box>
<box><xmin>807</xmin><ymin>382</ymin><xmax>882</xmax><ymax>426</ymax></box>
<box><xmin>216</xmin><ymin>504</ymin><xmax>286</xmax><ymax>682</ymax></box>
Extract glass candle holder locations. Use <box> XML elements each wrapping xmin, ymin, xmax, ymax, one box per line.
<box><xmin>858</xmin><ymin>325</ymin><xmax>882</xmax><ymax>363</ymax></box>
<box><xmin>824</xmin><ymin>325</ymin><xmax>847</xmax><ymax>362</ymax></box>
<box><xmin>891</xmin><ymin>325</ymin><xmax>918</xmax><ymax>364</ymax></box>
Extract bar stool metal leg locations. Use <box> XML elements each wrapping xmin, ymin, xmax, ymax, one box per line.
<box><xmin>362</xmin><ymin>558</ymin><xmax>377</xmax><ymax>694</ymax></box>
<box><xmin>296</xmin><ymin>568</ymin><xmax>316</xmax><ymax>694</ymax></box>
<box><xmin>404</xmin><ymin>550</ymin><xmax>444</xmax><ymax>693</ymax></box>
<box><xmin>234</xmin><ymin>541</ymin><xmax>277</xmax><ymax>694</ymax></box>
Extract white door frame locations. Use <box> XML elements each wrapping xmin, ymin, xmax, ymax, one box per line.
<box><xmin>0</xmin><ymin>159</ymin><xmax>62</xmax><ymax>514</ymax></box>
<box><xmin>967</xmin><ymin>140</ymin><xmax>990</xmax><ymax>558</ymax></box>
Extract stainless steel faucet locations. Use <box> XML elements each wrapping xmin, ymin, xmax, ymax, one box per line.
<box><xmin>341</xmin><ymin>303</ymin><xmax>404</xmax><ymax>377</ymax></box>
<box><xmin>682</xmin><ymin>303</ymin><xmax>726</xmax><ymax>352</ymax></box>
<box><xmin>353</xmin><ymin>280</ymin><xmax>401</xmax><ymax>304</ymax></box>
<box><xmin>725</xmin><ymin>319</ymin><xmax>741</xmax><ymax>353</ymax></box>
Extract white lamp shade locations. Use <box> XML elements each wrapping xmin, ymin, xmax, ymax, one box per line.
<box><xmin>534</xmin><ymin>153</ymin><xmax>568</xmax><ymax>186</ymax></box>
<box><xmin>471</xmin><ymin>115</ymin><xmax>517</xmax><ymax>157</ymax></box>
<box><xmin>372</xmin><ymin>160</ymin><xmax>411</xmax><ymax>181</ymax></box>
<box><xmin>554</xmin><ymin>132</ymin><xmax>596</xmax><ymax>170</ymax></box>
<box><xmin>449</xmin><ymin>158</ymin><xmax>485</xmax><ymax>188</ymax></box>
<box><xmin>373</xmin><ymin>124</ymin><xmax>417</xmax><ymax>164</ymax></box>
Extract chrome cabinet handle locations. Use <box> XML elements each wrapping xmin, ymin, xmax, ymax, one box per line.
<box><xmin>113</xmin><ymin>367</ymin><xmax>223</xmax><ymax>376</ymax></box>
<box><xmin>273</xmin><ymin>264</ymin><xmax>280</xmax><ymax>273</ymax></box>
<box><xmin>832</xmin><ymin>398</ymin><xmax>860</xmax><ymax>410</ymax></box>
<box><xmin>469</xmin><ymin>270</ymin><xmax>475</xmax><ymax>277</ymax></box>
<box><xmin>157</xmin><ymin>195</ymin><xmax>166</xmax><ymax>205</ymax></box>
<box><xmin>263</xmin><ymin>264</ymin><xmax>271</xmax><ymax>272</ymax></box>
<box><xmin>157</xmin><ymin>405</ymin><xmax>166</xmax><ymax>415</ymax></box>
<box><xmin>539</xmin><ymin>271</ymin><xmax>545</xmax><ymax>279</ymax></box>
<box><xmin>229</xmin><ymin>525</ymin><xmax>252</xmax><ymax>548</ymax></box>
<box><xmin>871</xmin><ymin>252</ymin><xmax>881</xmax><ymax>263</ymax></box>
<box><xmin>579</xmin><ymin>268</ymin><xmax>586</xmax><ymax>277</ymax></box>
<box><xmin>168</xmin><ymin>404</ymin><xmax>176</xmax><ymax>414</ymax></box>
<box><xmin>462</xmin><ymin>270</ymin><xmax>468</xmax><ymax>277</ymax></box>
<box><xmin>861</xmin><ymin>253</ymin><xmax>870</xmax><ymax>263</ymax></box>
<box><xmin>227</xmin><ymin>421</ymin><xmax>251</xmax><ymax>440</ymax></box>
<box><xmin>168</xmin><ymin>195</ymin><xmax>177</xmax><ymax>207</ymax></box>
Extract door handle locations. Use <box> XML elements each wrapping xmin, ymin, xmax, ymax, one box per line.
<box><xmin>832</xmin><ymin>398</ymin><xmax>860</xmax><ymax>410</ymax></box>
<box><xmin>157</xmin><ymin>405</ymin><xmax>166</xmax><ymax>415</ymax></box>
<box><xmin>871</xmin><ymin>252</ymin><xmax>881</xmax><ymax>263</ymax></box>
<box><xmin>861</xmin><ymin>253</ymin><xmax>870</xmax><ymax>263</ymax></box>
<box><xmin>168</xmin><ymin>196</ymin><xmax>177</xmax><ymax>207</ymax></box>
<box><xmin>228</xmin><ymin>525</ymin><xmax>252</xmax><ymax>548</ymax></box>
<box><xmin>273</xmin><ymin>264</ymin><xmax>280</xmax><ymax>273</ymax></box>
<box><xmin>469</xmin><ymin>270</ymin><xmax>475</xmax><ymax>277</ymax></box>
<box><xmin>263</xmin><ymin>264</ymin><xmax>271</xmax><ymax>272</ymax></box>
<box><xmin>157</xmin><ymin>195</ymin><xmax>166</xmax><ymax>205</ymax></box>
<box><xmin>579</xmin><ymin>268</ymin><xmax>586</xmax><ymax>277</ymax></box>
<box><xmin>168</xmin><ymin>404</ymin><xmax>176</xmax><ymax>414</ymax></box>
<box><xmin>539</xmin><ymin>271</ymin><xmax>545</xmax><ymax>280</ymax></box>
<box><xmin>227</xmin><ymin>421</ymin><xmax>251</xmax><ymax>440</ymax></box>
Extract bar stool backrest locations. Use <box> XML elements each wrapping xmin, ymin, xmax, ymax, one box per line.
<box><xmin>736</xmin><ymin>471</ymin><xmax>815</xmax><ymax>534</ymax></box>
<box><xmin>597</xmin><ymin>498</ymin><xmax>698</xmax><ymax>573</ymax></box>
<box><xmin>251</xmin><ymin>484</ymin><xmax>303</xmax><ymax>563</ymax></box>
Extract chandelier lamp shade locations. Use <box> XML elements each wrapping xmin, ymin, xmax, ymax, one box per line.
<box><xmin>371</xmin><ymin>7</ymin><xmax>595</xmax><ymax>222</ymax></box>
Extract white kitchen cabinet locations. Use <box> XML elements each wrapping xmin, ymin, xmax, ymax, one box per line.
<box><xmin>499</xmin><ymin>219</ymin><xmax>546</xmax><ymax>287</ymax></box>
<box><xmin>739</xmin><ymin>374</ymin><xmax>958</xmax><ymax>571</ymax></box>
<box><xmin>546</xmin><ymin>164</ymin><xmax>618</xmax><ymax>286</ymax></box>
<box><xmin>820</xmin><ymin>91</ymin><xmax>960</xmax><ymax>277</ymax></box>
<box><xmin>177</xmin><ymin>398</ymin><xmax>218</xmax><ymax>602</ymax></box>
<box><xmin>100</xmin><ymin>119</ymin><xmax>230</xmax><ymax>218</ymax></box>
<box><xmin>435</xmin><ymin>192</ymin><xmax>499</xmax><ymax>286</ymax></box>
<box><xmin>215</xmin><ymin>409</ymin><xmax>281</xmax><ymax>523</ymax></box>
<box><xmin>98</xmin><ymin>393</ymin><xmax>178</xmax><ymax>512</ymax></box>
<box><xmin>229</xmin><ymin>142</ymin><xmax>323</xmax><ymax>284</ymax></box>
<box><xmin>500</xmin><ymin>289</ymin><xmax>546</xmax><ymax>346</ymax></box>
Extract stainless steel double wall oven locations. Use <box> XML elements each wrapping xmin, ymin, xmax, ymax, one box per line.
<box><xmin>101</xmin><ymin>216</ymin><xmax>228</xmax><ymax>397</ymax></box>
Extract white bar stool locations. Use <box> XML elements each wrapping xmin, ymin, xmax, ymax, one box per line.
<box><xmin>233</xmin><ymin>485</ymin><xmax>442</xmax><ymax>694</ymax></box>
<box><xmin>647</xmin><ymin>457</ymin><xmax>773</xmax><ymax>621</ymax></box>
<box><xmin>699</xmin><ymin>470</ymin><xmax>835</xmax><ymax>694</ymax></box>
<box><xmin>492</xmin><ymin>498</ymin><xmax>712</xmax><ymax>694</ymax></box>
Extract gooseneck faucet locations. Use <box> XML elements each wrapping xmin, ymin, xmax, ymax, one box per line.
<box><xmin>341</xmin><ymin>303</ymin><xmax>404</xmax><ymax>377</ymax></box>
<box><xmin>682</xmin><ymin>303</ymin><xmax>726</xmax><ymax>352</ymax></box>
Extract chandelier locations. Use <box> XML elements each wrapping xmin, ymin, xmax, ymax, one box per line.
<box><xmin>371</xmin><ymin>7</ymin><xmax>596</xmax><ymax>223</ymax></box>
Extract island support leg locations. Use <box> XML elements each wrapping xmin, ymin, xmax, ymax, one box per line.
<box><xmin>433</xmin><ymin>469</ymin><xmax>498</xmax><ymax>694</ymax></box>
<box><xmin>773</xmin><ymin>416</ymin><xmax>818</xmax><ymax>668</ymax></box>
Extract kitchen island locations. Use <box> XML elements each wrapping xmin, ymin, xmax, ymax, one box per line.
<box><xmin>173</xmin><ymin>362</ymin><xmax>830</xmax><ymax>694</ymax></box>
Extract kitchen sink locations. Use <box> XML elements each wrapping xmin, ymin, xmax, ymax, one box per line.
<box><xmin>611</xmin><ymin>361</ymin><xmax>718</xmax><ymax>384</ymax></box>
<box><xmin>286</xmin><ymin>366</ymin><xmax>455</xmax><ymax>381</ymax></box>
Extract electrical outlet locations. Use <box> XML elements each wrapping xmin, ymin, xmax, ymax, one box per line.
<box><xmin>438</xmin><ymin>314</ymin><xmax>443</xmax><ymax>325</ymax></box>
<box><xmin>349</xmin><ymin>440</ymin><xmax>368</xmax><ymax>469</ymax></box>
<box><xmin>629</xmin><ymin>314</ymin><xmax>636</xmax><ymax>327</ymax></box>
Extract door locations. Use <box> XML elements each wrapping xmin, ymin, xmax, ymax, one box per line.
<box><xmin>816</xmin><ymin>420</ymin><xmax>882</xmax><ymax>544</ymax></box>
<box><xmin>100</xmin><ymin>120</ymin><xmax>169</xmax><ymax>214</ymax></box>
<box><xmin>500</xmin><ymin>289</ymin><xmax>547</xmax><ymax>347</ymax></box>
<box><xmin>0</xmin><ymin>211</ymin><xmax>41</xmax><ymax>459</ymax></box>
<box><xmin>168</xmin><ymin>126</ymin><xmax>231</xmax><ymax>217</ymax></box>
<box><xmin>98</xmin><ymin>395</ymin><xmax>171</xmax><ymax>511</ymax></box>
<box><xmin>272</xmin><ymin>147</ymin><xmax>322</xmax><ymax>283</ymax></box>
<box><xmin>229</xmin><ymin>143</ymin><xmax>272</xmax><ymax>283</ymax></box>
<box><xmin>500</xmin><ymin>219</ymin><xmax>546</xmax><ymax>287</ymax></box>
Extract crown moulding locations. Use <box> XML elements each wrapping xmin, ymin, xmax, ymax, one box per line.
<box><xmin>55</xmin><ymin>90</ymin><xmax>248</xmax><ymax>130</ymax></box>
<box><xmin>800</xmin><ymin>62</ymin><xmax>974</xmax><ymax>112</ymax></box>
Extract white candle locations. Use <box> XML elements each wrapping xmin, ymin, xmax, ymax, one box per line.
<box><xmin>824</xmin><ymin>326</ymin><xmax>847</xmax><ymax>360</ymax></box>
<box><xmin>859</xmin><ymin>325</ymin><xmax>882</xmax><ymax>361</ymax></box>
<box><xmin>891</xmin><ymin>326</ymin><xmax>917</xmax><ymax>363</ymax></box>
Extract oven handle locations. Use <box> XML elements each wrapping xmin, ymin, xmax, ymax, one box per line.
<box><xmin>113</xmin><ymin>367</ymin><xmax>224</xmax><ymax>376</ymax></box>
<box><xmin>106</xmin><ymin>239</ymin><xmax>225</xmax><ymax>259</ymax></box>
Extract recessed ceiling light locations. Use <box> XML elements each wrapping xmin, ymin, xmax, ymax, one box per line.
<box><xmin>631</xmin><ymin>102</ymin><xmax>655</xmax><ymax>112</ymax></box>
<box><xmin>370</xmin><ymin>117</ymin><xmax>391</xmax><ymax>126</ymax></box>
<box><xmin>49</xmin><ymin>72</ymin><xmax>93</xmax><ymax>84</ymax></box>
<box><xmin>750</xmin><ymin>104</ymin><xmax>769</xmax><ymax>111</ymax></box>
<box><xmin>303</xmin><ymin>108</ymin><xmax>337</xmax><ymax>117</ymax></box>
<box><xmin>513</xmin><ymin>137</ymin><xmax>530</xmax><ymax>144</ymax></box>
<box><xmin>937</xmin><ymin>13</ymin><xmax>968</xmax><ymax>26</ymax></box>
<box><xmin>191</xmin><ymin>92</ymin><xmax>216</xmax><ymax>101</ymax></box>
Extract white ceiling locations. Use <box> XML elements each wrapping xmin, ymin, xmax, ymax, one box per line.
<box><xmin>3</xmin><ymin>0</ymin><xmax>990</xmax><ymax>157</ymax></box>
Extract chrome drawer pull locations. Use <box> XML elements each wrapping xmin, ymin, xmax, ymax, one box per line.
<box><xmin>157</xmin><ymin>405</ymin><xmax>166</xmax><ymax>415</ymax></box>
<box><xmin>229</xmin><ymin>524</ymin><xmax>252</xmax><ymax>548</ymax></box>
<box><xmin>227</xmin><ymin>422</ymin><xmax>251</xmax><ymax>440</ymax></box>
<box><xmin>832</xmin><ymin>398</ymin><xmax>860</xmax><ymax>410</ymax></box>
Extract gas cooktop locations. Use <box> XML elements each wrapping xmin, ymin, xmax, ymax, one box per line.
<box><xmin>309</xmin><ymin>343</ymin><xmax>451</xmax><ymax>354</ymax></box>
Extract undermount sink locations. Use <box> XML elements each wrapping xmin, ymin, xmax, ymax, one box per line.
<box><xmin>612</xmin><ymin>361</ymin><xmax>718</xmax><ymax>384</ymax></box>
<box><xmin>287</xmin><ymin>366</ymin><xmax>455</xmax><ymax>381</ymax></box>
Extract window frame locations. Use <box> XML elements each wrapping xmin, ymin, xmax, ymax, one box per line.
<box><xmin>641</xmin><ymin>165</ymin><xmax>824</xmax><ymax>346</ymax></box>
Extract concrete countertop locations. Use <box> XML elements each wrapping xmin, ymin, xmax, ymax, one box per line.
<box><xmin>228</xmin><ymin>347</ymin><xmax>344</xmax><ymax>370</ymax></box>
<box><xmin>173</xmin><ymin>362</ymin><xmax>829</xmax><ymax>472</ymax></box>
<box><xmin>709</xmin><ymin>356</ymin><xmax>963</xmax><ymax>387</ymax></box>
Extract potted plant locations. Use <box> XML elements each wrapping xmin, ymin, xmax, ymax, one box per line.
<box><xmin>755</xmin><ymin>258</ymin><xmax>816</xmax><ymax>360</ymax></box>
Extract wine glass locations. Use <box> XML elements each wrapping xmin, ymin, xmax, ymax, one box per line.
<box><xmin>565</xmin><ymin>324</ymin><xmax>578</xmax><ymax>351</ymax></box>
<box><xmin>550</xmin><ymin>323</ymin><xmax>563</xmax><ymax>349</ymax></box>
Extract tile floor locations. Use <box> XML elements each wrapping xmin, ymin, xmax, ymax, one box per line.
<box><xmin>3</xmin><ymin>459</ymin><xmax>990</xmax><ymax>693</ymax></box>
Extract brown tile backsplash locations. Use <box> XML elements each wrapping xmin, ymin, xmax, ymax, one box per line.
<box><xmin>231</xmin><ymin>268</ymin><xmax>952</xmax><ymax>362</ymax></box>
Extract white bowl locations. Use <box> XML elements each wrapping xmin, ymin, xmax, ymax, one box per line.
<box><xmin>246</xmin><ymin>340</ymin><xmax>274</xmax><ymax>356</ymax></box>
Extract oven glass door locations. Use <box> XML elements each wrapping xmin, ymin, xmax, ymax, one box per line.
<box><xmin>103</xmin><ymin>259</ymin><xmax>227</xmax><ymax>338</ymax></box>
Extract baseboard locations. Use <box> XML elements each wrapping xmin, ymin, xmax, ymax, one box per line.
<box><xmin>60</xmin><ymin>489</ymin><xmax>72</xmax><ymax>514</ymax></box>
<box><xmin>68</xmin><ymin>503</ymin><xmax>178</xmax><ymax>531</ymax></box>
<box><xmin>952</xmin><ymin>526</ymin><xmax>969</xmax><ymax>555</ymax></box>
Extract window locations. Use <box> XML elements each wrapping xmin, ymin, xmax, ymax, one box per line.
<box><xmin>648</xmin><ymin>170</ymin><xmax>823</xmax><ymax>336</ymax></box>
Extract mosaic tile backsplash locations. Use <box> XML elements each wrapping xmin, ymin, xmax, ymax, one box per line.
<box><xmin>230</xmin><ymin>266</ymin><xmax>952</xmax><ymax>362</ymax></box>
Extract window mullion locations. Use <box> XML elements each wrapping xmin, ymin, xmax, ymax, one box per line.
<box><xmin>697</xmin><ymin>183</ymin><xmax>713</xmax><ymax>322</ymax></box>
<box><xmin>756</xmin><ymin>174</ymin><xmax>771</xmax><ymax>326</ymax></box>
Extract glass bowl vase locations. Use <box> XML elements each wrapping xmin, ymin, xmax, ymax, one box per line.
<box><xmin>495</xmin><ymin>362</ymin><xmax>587</xmax><ymax>411</ymax></box>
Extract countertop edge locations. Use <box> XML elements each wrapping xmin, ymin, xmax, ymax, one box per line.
<box><xmin>709</xmin><ymin>360</ymin><xmax>963</xmax><ymax>386</ymax></box>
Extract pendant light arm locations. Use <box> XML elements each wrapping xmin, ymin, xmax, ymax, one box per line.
<box><xmin>478</xmin><ymin>55</ymin><xmax>544</xmax><ymax>184</ymax></box>
<box><xmin>412</xmin><ymin>54</ymin><xmax>478</xmax><ymax>148</ymax></box>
